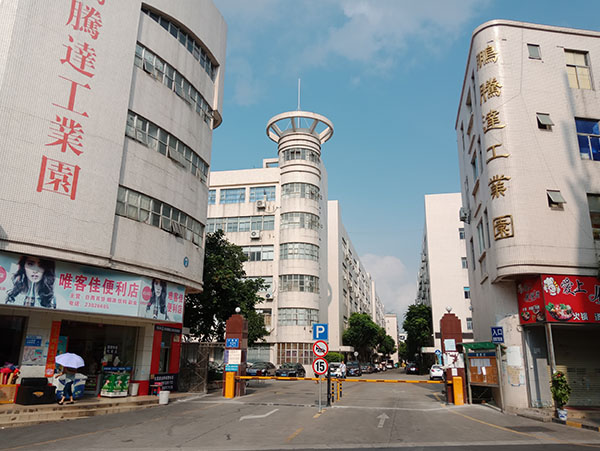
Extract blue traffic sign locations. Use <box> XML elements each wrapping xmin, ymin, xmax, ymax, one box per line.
<box><xmin>491</xmin><ymin>326</ymin><xmax>504</xmax><ymax>344</ymax></box>
<box><xmin>225</xmin><ymin>364</ymin><xmax>239</xmax><ymax>372</ymax></box>
<box><xmin>312</xmin><ymin>323</ymin><xmax>328</xmax><ymax>341</ymax></box>
<box><xmin>434</xmin><ymin>349</ymin><xmax>442</xmax><ymax>356</ymax></box>
<box><xmin>226</xmin><ymin>338</ymin><xmax>240</xmax><ymax>348</ymax></box>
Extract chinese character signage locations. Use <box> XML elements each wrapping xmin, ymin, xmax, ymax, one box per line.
<box><xmin>0</xmin><ymin>251</ymin><xmax>184</xmax><ymax>323</ymax></box>
<box><xmin>517</xmin><ymin>275</ymin><xmax>600</xmax><ymax>324</ymax></box>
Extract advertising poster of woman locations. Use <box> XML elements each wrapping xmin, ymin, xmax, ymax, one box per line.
<box><xmin>146</xmin><ymin>278</ymin><xmax>168</xmax><ymax>321</ymax></box>
<box><xmin>4</xmin><ymin>255</ymin><xmax>57</xmax><ymax>309</ymax></box>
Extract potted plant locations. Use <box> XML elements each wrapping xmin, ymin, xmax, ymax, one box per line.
<box><xmin>550</xmin><ymin>371</ymin><xmax>571</xmax><ymax>420</ymax></box>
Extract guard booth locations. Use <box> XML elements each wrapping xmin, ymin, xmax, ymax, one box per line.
<box><xmin>462</xmin><ymin>342</ymin><xmax>501</xmax><ymax>406</ymax></box>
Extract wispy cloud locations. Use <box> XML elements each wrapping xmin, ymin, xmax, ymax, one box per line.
<box><xmin>361</xmin><ymin>254</ymin><xmax>415</xmax><ymax>328</ymax></box>
<box><xmin>214</xmin><ymin>0</ymin><xmax>488</xmax><ymax>106</ymax></box>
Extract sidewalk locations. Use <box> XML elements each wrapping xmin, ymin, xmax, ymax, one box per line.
<box><xmin>508</xmin><ymin>405</ymin><xmax>600</xmax><ymax>431</ymax></box>
<box><xmin>0</xmin><ymin>391</ymin><xmax>194</xmax><ymax>429</ymax></box>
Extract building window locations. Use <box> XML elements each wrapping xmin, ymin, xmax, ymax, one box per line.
<box><xmin>279</xmin><ymin>274</ymin><xmax>320</xmax><ymax>293</ymax></box>
<box><xmin>281</xmin><ymin>148</ymin><xmax>320</xmax><ymax>164</ymax></box>
<box><xmin>466</xmin><ymin>317</ymin><xmax>473</xmax><ymax>330</ymax></box>
<box><xmin>242</xmin><ymin>245</ymin><xmax>274</xmax><ymax>262</ymax></box>
<box><xmin>207</xmin><ymin>215</ymin><xmax>274</xmax><ymax>233</ymax></box>
<box><xmin>126</xmin><ymin>111</ymin><xmax>209</xmax><ymax>182</ymax></box>
<box><xmin>208</xmin><ymin>190</ymin><xmax>216</xmax><ymax>205</ymax></box>
<box><xmin>280</xmin><ymin>212</ymin><xmax>320</xmax><ymax>230</ymax></box>
<box><xmin>249</xmin><ymin>186</ymin><xmax>276</xmax><ymax>202</ymax></box>
<box><xmin>134</xmin><ymin>44</ymin><xmax>213</xmax><ymax>124</ymax></box>
<box><xmin>483</xmin><ymin>210</ymin><xmax>491</xmax><ymax>249</ymax></box>
<box><xmin>527</xmin><ymin>44</ymin><xmax>541</xmax><ymax>60</ymax></box>
<box><xmin>280</xmin><ymin>243</ymin><xmax>319</xmax><ymax>261</ymax></box>
<box><xmin>547</xmin><ymin>190</ymin><xmax>566</xmax><ymax>209</ymax></box>
<box><xmin>220</xmin><ymin>188</ymin><xmax>245</xmax><ymax>204</ymax></box>
<box><xmin>575</xmin><ymin>118</ymin><xmax>600</xmax><ymax>161</ymax></box>
<box><xmin>116</xmin><ymin>186</ymin><xmax>204</xmax><ymax>245</ymax></box>
<box><xmin>476</xmin><ymin>221</ymin><xmax>486</xmax><ymax>256</ymax></box>
<box><xmin>459</xmin><ymin>227</ymin><xmax>465</xmax><ymax>240</ymax></box>
<box><xmin>565</xmin><ymin>50</ymin><xmax>592</xmax><ymax>90</ymax></box>
<box><xmin>471</xmin><ymin>152</ymin><xmax>479</xmax><ymax>180</ymax></box>
<box><xmin>277</xmin><ymin>342</ymin><xmax>313</xmax><ymax>365</ymax></box>
<box><xmin>245</xmin><ymin>276</ymin><xmax>274</xmax><ymax>299</ymax></box>
<box><xmin>277</xmin><ymin>308</ymin><xmax>318</xmax><ymax>327</ymax></box>
<box><xmin>461</xmin><ymin>257</ymin><xmax>468</xmax><ymax>269</ymax></box>
<box><xmin>536</xmin><ymin>113</ymin><xmax>554</xmax><ymax>130</ymax></box>
<box><xmin>281</xmin><ymin>182</ymin><xmax>320</xmax><ymax>201</ymax></box>
<box><xmin>587</xmin><ymin>194</ymin><xmax>600</xmax><ymax>240</ymax></box>
<box><xmin>141</xmin><ymin>7</ymin><xmax>217</xmax><ymax>80</ymax></box>
<box><xmin>464</xmin><ymin>287</ymin><xmax>470</xmax><ymax>299</ymax></box>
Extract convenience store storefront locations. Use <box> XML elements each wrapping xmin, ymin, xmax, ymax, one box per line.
<box><xmin>0</xmin><ymin>251</ymin><xmax>185</xmax><ymax>397</ymax></box>
<box><xmin>517</xmin><ymin>274</ymin><xmax>600</xmax><ymax>407</ymax></box>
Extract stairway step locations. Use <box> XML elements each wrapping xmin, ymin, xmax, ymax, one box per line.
<box><xmin>0</xmin><ymin>401</ymin><xmax>159</xmax><ymax>428</ymax></box>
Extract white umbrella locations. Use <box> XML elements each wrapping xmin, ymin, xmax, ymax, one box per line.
<box><xmin>55</xmin><ymin>352</ymin><xmax>85</xmax><ymax>369</ymax></box>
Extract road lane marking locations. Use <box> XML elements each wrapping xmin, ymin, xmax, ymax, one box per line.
<box><xmin>286</xmin><ymin>427</ymin><xmax>303</xmax><ymax>442</ymax></box>
<box><xmin>239</xmin><ymin>408</ymin><xmax>278</xmax><ymax>421</ymax></box>
<box><xmin>377</xmin><ymin>413</ymin><xmax>390</xmax><ymax>428</ymax></box>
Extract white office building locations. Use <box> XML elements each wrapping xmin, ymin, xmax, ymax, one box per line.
<box><xmin>0</xmin><ymin>0</ymin><xmax>226</xmax><ymax>396</ymax></box>
<box><xmin>456</xmin><ymin>20</ymin><xmax>600</xmax><ymax>410</ymax></box>
<box><xmin>384</xmin><ymin>314</ymin><xmax>400</xmax><ymax>365</ymax></box>
<box><xmin>207</xmin><ymin>110</ymin><xmax>385</xmax><ymax>367</ymax></box>
<box><xmin>416</xmin><ymin>194</ymin><xmax>473</xmax><ymax>351</ymax></box>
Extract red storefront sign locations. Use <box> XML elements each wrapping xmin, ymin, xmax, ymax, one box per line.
<box><xmin>45</xmin><ymin>321</ymin><xmax>62</xmax><ymax>377</ymax></box>
<box><xmin>517</xmin><ymin>275</ymin><xmax>600</xmax><ymax>324</ymax></box>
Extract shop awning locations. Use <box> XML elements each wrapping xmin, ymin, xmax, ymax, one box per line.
<box><xmin>462</xmin><ymin>342</ymin><xmax>496</xmax><ymax>350</ymax></box>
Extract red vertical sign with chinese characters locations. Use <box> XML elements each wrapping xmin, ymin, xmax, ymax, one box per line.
<box><xmin>37</xmin><ymin>0</ymin><xmax>106</xmax><ymax>201</ymax></box>
<box><xmin>45</xmin><ymin>321</ymin><xmax>62</xmax><ymax>377</ymax></box>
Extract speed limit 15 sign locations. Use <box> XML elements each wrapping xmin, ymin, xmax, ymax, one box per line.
<box><xmin>312</xmin><ymin>357</ymin><xmax>329</xmax><ymax>375</ymax></box>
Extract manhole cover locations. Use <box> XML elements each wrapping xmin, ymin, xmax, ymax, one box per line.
<box><xmin>508</xmin><ymin>426</ymin><xmax>552</xmax><ymax>432</ymax></box>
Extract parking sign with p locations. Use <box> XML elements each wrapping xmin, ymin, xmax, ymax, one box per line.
<box><xmin>313</xmin><ymin>323</ymin><xmax>328</xmax><ymax>341</ymax></box>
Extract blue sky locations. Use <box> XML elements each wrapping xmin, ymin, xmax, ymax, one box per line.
<box><xmin>210</xmin><ymin>0</ymin><xmax>599</xmax><ymax>324</ymax></box>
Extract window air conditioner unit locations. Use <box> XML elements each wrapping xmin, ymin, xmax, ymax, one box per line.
<box><xmin>256</xmin><ymin>200</ymin><xmax>266</xmax><ymax>209</ymax></box>
<box><xmin>459</xmin><ymin>207</ymin><xmax>471</xmax><ymax>224</ymax></box>
<box><xmin>250</xmin><ymin>230</ymin><xmax>261</xmax><ymax>239</ymax></box>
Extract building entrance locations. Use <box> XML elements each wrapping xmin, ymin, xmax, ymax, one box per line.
<box><xmin>0</xmin><ymin>315</ymin><xmax>26</xmax><ymax>367</ymax></box>
<box><xmin>59</xmin><ymin>320</ymin><xmax>138</xmax><ymax>394</ymax></box>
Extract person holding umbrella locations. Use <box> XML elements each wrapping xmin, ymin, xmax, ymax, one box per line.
<box><xmin>55</xmin><ymin>353</ymin><xmax>84</xmax><ymax>405</ymax></box>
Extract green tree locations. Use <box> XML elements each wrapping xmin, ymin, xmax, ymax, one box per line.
<box><xmin>325</xmin><ymin>352</ymin><xmax>344</xmax><ymax>363</ymax></box>
<box><xmin>402</xmin><ymin>303</ymin><xmax>433</xmax><ymax>361</ymax></box>
<box><xmin>397</xmin><ymin>341</ymin><xmax>409</xmax><ymax>362</ymax></box>
<box><xmin>377</xmin><ymin>334</ymin><xmax>397</xmax><ymax>357</ymax></box>
<box><xmin>183</xmin><ymin>230</ymin><xmax>269</xmax><ymax>345</ymax></box>
<box><xmin>342</xmin><ymin>313</ymin><xmax>381</xmax><ymax>361</ymax></box>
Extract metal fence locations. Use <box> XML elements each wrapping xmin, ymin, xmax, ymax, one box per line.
<box><xmin>179</xmin><ymin>341</ymin><xmax>224</xmax><ymax>393</ymax></box>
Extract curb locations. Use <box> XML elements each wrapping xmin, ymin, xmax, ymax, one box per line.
<box><xmin>551</xmin><ymin>417</ymin><xmax>600</xmax><ymax>432</ymax></box>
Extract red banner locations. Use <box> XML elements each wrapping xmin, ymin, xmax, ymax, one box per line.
<box><xmin>45</xmin><ymin>321</ymin><xmax>62</xmax><ymax>377</ymax></box>
<box><xmin>517</xmin><ymin>275</ymin><xmax>600</xmax><ymax>324</ymax></box>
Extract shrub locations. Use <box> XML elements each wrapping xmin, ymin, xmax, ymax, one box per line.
<box><xmin>550</xmin><ymin>371</ymin><xmax>571</xmax><ymax>409</ymax></box>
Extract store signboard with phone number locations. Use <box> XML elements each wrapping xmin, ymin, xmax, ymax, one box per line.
<box><xmin>517</xmin><ymin>274</ymin><xmax>600</xmax><ymax>324</ymax></box>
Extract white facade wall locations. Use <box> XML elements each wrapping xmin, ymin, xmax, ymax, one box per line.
<box><xmin>456</xmin><ymin>20</ymin><xmax>600</xmax><ymax>410</ymax></box>
<box><xmin>419</xmin><ymin>194</ymin><xmax>472</xmax><ymax>350</ymax></box>
<box><xmin>208</xmin><ymin>113</ymin><xmax>385</xmax><ymax>364</ymax></box>
<box><xmin>0</xmin><ymin>0</ymin><xmax>226</xmax><ymax>384</ymax></box>
<box><xmin>384</xmin><ymin>314</ymin><xmax>399</xmax><ymax>364</ymax></box>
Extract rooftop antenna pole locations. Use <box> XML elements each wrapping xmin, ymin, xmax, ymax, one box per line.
<box><xmin>297</xmin><ymin>78</ymin><xmax>301</xmax><ymax>111</ymax></box>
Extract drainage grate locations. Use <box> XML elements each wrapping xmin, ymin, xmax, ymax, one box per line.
<box><xmin>508</xmin><ymin>425</ymin><xmax>552</xmax><ymax>432</ymax></box>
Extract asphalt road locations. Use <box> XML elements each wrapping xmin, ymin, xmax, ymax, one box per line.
<box><xmin>2</xmin><ymin>370</ymin><xmax>600</xmax><ymax>450</ymax></box>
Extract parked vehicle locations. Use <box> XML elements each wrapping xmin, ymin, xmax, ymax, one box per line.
<box><xmin>405</xmin><ymin>362</ymin><xmax>419</xmax><ymax>374</ymax></box>
<box><xmin>346</xmin><ymin>361</ymin><xmax>362</xmax><ymax>377</ymax></box>
<box><xmin>429</xmin><ymin>364</ymin><xmax>444</xmax><ymax>380</ymax></box>
<box><xmin>386</xmin><ymin>359</ymin><xmax>394</xmax><ymax>369</ymax></box>
<box><xmin>329</xmin><ymin>362</ymin><xmax>345</xmax><ymax>378</ymax></box>
<box><xmin>275</xmin><ymin>362</ymin><xmax>306</xmax><ymax>377</ymax></box>
<box><xmin>360</xmin><ymin>362</ymin><xmax>375</xmax><ymax>374</ymax></box>
<box><xmin>246</xmin><ymin>361</ymin><xmax>276</xmax><ymax>376</ymax></box>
